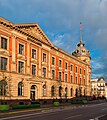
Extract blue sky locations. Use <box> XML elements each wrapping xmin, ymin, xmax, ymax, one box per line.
<box><xmin>0</xmin><ymin>0</ymin><xmax>107</xmax><ymax>80</ymax></box>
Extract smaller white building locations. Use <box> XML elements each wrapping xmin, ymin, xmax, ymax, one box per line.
<box><xmin>91</xmin><ymin>77</ymin><xmax>106</xmax><ymax>98</ymax></box>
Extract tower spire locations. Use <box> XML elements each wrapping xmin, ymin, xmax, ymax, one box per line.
<box><xmin>80</xmin><ymin>22</ymin><xmax>82</xmax><ymax>42</ymax></box>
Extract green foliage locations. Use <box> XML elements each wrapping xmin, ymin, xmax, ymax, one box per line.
<box><xmin>53</xmin><ymin>102</ymin><xmax>60</xmax><ymax>106</ymax></box>
<box><xmin>12</xmin><ymin>104</ymin><xmax>40</xmax><ymax>109</ymax></box>
<box><xmin>0</xmin><ymin>105</ymin><xmax>10</xmax><ymax>111</ymax></box>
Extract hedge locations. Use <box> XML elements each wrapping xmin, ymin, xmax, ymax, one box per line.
<box><xmin>12</xmin><ymin>104</ymin><xmax>40</xmax><ymax>109</ymax></box>
<box><xmin>53</xmin><ymin>102</ymin><xmax>60</xmax><ymax>107</ymax></box>
<box><xmin>0</xmin><ymin>105</ymin><xmax>10</xmax><ymax>111</ymax></box>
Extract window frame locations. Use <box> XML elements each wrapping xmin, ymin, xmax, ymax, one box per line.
<box><xmin>52</xmin><ymin>70</ymin><xmax>55</xmax><ymax>79</ymax></box>
<box><xmin>1</xmin><ymin>37</ymin><xmax>7</xmax><ymax>50</ymax></box>
<box><xmin>59</xmin><ymin>72</ymin><xmax>62</xmax><ymax>81</ymax></box>
<box><xmin>19</xmin><ymin>43</ymin><xmax>24</xmax><ymax>55</ymax></box>
<box><xmin>18</xmin><ymin>61</ymin><xmax>24</xmax><ymax>73</ymax></box>
<box><xmin>65</xmin><ymin>62</ymin><xmax>68</xmax><ymax>69</ymax></box>
<box><xmin>0</xmin><ymin>57</ymin><xmax>7</xmax><ymax>70</ymax></box>
<box><xmin>59</xmin><ymin>59</ymin><xmax>62</xmax><ymax>67</ymax></box>
<box><xmin>32</xmin><ymin>49</ymin><xmax>36</xmax><ymax>59</ymax></box>
<box><xmin>18</xmin><ymin>82</ymin><xmax>24</xmax><ymax>96</ymax></box>
<box><xmin>43</xmin><ymin>67</ymin><xmax>46</xmax><ymax>77</ymax></box>
<box><xmin>32</xmin><ymin>64</ymin><xmax>36</xmax><ymax>75</ymax></box>
<box><xmin>52</xmin><ymin>57</ymin><xmax>55</xmax><ymax>65</ymax></box>
<box><xmin>43</xmin><ymin>53</ymin><xmax>46</xmax><ymax>62</ymax></box>
<box><xmin>65</xmin><ymin>74</ymin><xmax>67</xmax><ymax>82</ymax></box>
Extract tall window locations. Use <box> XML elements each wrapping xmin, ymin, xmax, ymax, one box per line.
<box><xmin>18</xmin><ymin>61</ymin><xmax>24</xmax><ymax>73</ymax></box>
<box><xmin>65</xmin><ymin>87</ymin><xmax>68</xmax><ymax>97</ymax></box>
<box><xmin>59</xmin><ymin>60</ymin><xmax>62</xmax><ymax>67</ymax></box>
<box><xmin>1</xmin><ymin>37</ymin><xmax>7</xmax><ymax>49</ymax></box>
<box><xmin>65</xmin><ymin>62</ymin><xmax>68</xmax><ymax>69</ymax></box>
<box><xmin>0</xmin><ymin>80</ymin><xmax>7</xmax><ymax>96</ymax></box>
<box><xmin>32</xmin><ymin>49</ymin><xmax>36</xmax><ymax>59</ymax></box>
<box><xmin>51</xmin><ymin>86</ymin><xmax>54</xmax><ymax>97</ymax></box>
<box><xmin>80</xmin><ymin>78</ymin><xmax>82</xmax><ymax>85</ymax></box>
<box><xmin>19</xmin><ymin>44</ymin><xmax>24</xmax><ymax>54</ymax></box>
<box><xmin>43</xmin><ymin>84</ymin><xmax>46</xmax><ymax>96</ymax></box>
<box><xmin>59</xmin><ymin>72</ymin><xmax>62</xmax><ymax>81</ymax></box>
<box><xmin>65</xmin><ymin>74</ymin><xmax>67</xmax><ymax>82</ymax></box>
<box><xmin>18</xmin><ymin>82</ymin><xmax>23</xmax><ymax>96</ymax></box>
<box><xmin>76</xmin><ymin>77</ymin><xmax>78</xmax><ymax>84</ymax></box>
<box><xmin>43</xmin><ymin>67</ymin><xmax>46</xmax><ymax>77</ymax></box>
<box><xmin>52</xmin><ymin>70</ymin><xmax>55</xmax><ymax>79</ymax></box>
<box><xmin>0</xmin><ymin>57</ymin><xmax>7</xmax><ymax>70</ymax></box>
<box><xmin>70</xmin><ymin>75</ymin><xmax>73</xmax><ymax>83</ymax></box>
<box><xmin>70</xmin><ymin>88</ymin><xmax>73</xmax><ymax>96</ymax></box>
<box><xmin>76</xmin><ymin>67</ymin><xmax>78</xmax><ymax>73</ymax></box>
<box><xmin>70</xmin><ymin>65</ymin><xmax>73</xmax><ymax>71</ymax></box>
<box><xmin>32</xmin><ymin>65</ymin><xmax>36</xmax><ymax>75</ymax></box>
<box><xmin>43</xmin><ymin>53</ymin><xmax>46</xmax><ymax>62</ymax></box>
<box><xmin>80</xmin><ymin>68</ymin><xmax>82</xmax><ymax>74</ymax></box>
<box><xmin>52</xmin><ymin>57</ymin><xmax>55</xmax><ymax>65</ymax></box>
<box><xmin>59</xmin><ymin>86</ymin><xmax>62</xmax><ymax>97</ymax></box>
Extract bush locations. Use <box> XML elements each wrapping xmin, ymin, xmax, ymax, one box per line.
<box><xmin>0</xmin><ymin>105</ymin><xmax>10</xmax><ymax>111</ymax></box>
<box><xmin>53</xmin><ymin>102</ymin><xmax>60</xmax><ymax>107</ymax></box>
<box><xmin>12</xmin><ymin>104</ymin><xmax>40</xmax><ymax>109</ymax></box>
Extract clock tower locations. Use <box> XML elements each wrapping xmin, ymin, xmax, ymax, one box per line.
<box><xmin>72</xmin><ymin>22</ymin><xmax>91</xmax><ymax>64</ymax></box>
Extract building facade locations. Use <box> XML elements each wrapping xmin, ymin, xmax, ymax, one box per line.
<box><xmin>91</xmin><ymin>77</ymin><xmax>106</xmax><ymax>98</ymax></box>
<box><xmin>0</xmin><ymin>17</ymin><xmax>91</xmax><ymax>105</ymax></box>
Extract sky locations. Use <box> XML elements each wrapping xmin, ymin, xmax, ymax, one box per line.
<box><xmin>0</xmin><ymin>0</ymin><xmax>107</xmax><ymax>80</ymax></box>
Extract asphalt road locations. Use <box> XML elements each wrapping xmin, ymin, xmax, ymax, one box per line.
<box><xmin>0</xmin><ymin>102</ymin><xmax>107</xmax><ymax>120</ymax></box>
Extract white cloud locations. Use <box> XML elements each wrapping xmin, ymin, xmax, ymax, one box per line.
<box><xmin>0</xmin><ymin>0</ymin><xmax>107</xmax><ymax>80</ymax></box>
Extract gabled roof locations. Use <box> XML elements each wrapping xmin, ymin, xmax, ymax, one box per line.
<box><xmin>0</xmin><ymin>17</ymin><xmax>53</xmax><ymax>47</ymax></box>
<box><xmin>97</xmin><ymin>77</ymin><xmax>105</xmax><ymax>82</ymax></box>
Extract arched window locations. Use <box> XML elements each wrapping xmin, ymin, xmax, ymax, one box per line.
<box><xmin>75</xmin><ymin>88</ymin><xmax>78</xmax><ymax>97</ymax></box>
<box><xmin>70</xmin><ymin>88</ymin><xmax>73</xmax><ymax>96</ymax></box>
<box><xmin>65</xmin><ymin>87</ymin><xmax>68</xmax><ymax>97</ymax></box>
<box><xmin>0</xmin><ymin>80</ymin><xmax>7</xmax><ymax>96</ymax></box>
<box><xmin>51</xmin><ymin>86</ymin><xmax>54</xmax><ymax>97</ymax></box>
<box><xmin>84</xmin><ymin>89</ymin><xmax>86</xmax><ymax>96</ymax></box>
<box><xmin>43</xmin><ymin>84</ymin><xmax>46</xmax><ymax>96</ymax></box>
<box><xmin>18</xmin><ymin>82</ymin><xmax>24</xmax><ymax>96</ymax></box>
<box><xmin>59</xmin><ymin>86</ymin><xmax>62</xmax><ymax>97</ymax></box>
<box><xmin>30</xmin><ymin>85</ymin><xmax>36</xmax><ymax>100</ymax></box>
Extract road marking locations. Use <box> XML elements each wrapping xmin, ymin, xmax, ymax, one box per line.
<box><xmin>0</xmin><ymin>112</ymin><xmax>57</xmax><ymax>120</ymax></box>
<box><xmin>95</xmin><ymin>114</ymin><xmax>106</xmax><ymax>120</ymax></box>
<box><xmin>90</xmin><ymin>114</ymin><xmax>106</xmax><ymax>120</ymax></box>
<box><xmin>64</xmin><ymin>114</ymin><xmax>82</xmax><ymax>120</ymax></box>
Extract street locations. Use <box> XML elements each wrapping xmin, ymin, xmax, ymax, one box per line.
<box><xmin>0</xmin><ymin>102</ymin><xmax>107</xmax><ymax>120</ymax></box>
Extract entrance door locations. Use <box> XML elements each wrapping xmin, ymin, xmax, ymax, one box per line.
<box><xmin>30</xmin><ymin>85</ymin><xmax>36</xmax><ymax>101</ymax></box>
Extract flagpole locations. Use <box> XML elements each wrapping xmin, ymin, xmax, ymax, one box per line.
<box><xmin>80</xmin><ymin>22</ymin><xmax>82</xmax><ymax>42</ymax></box>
